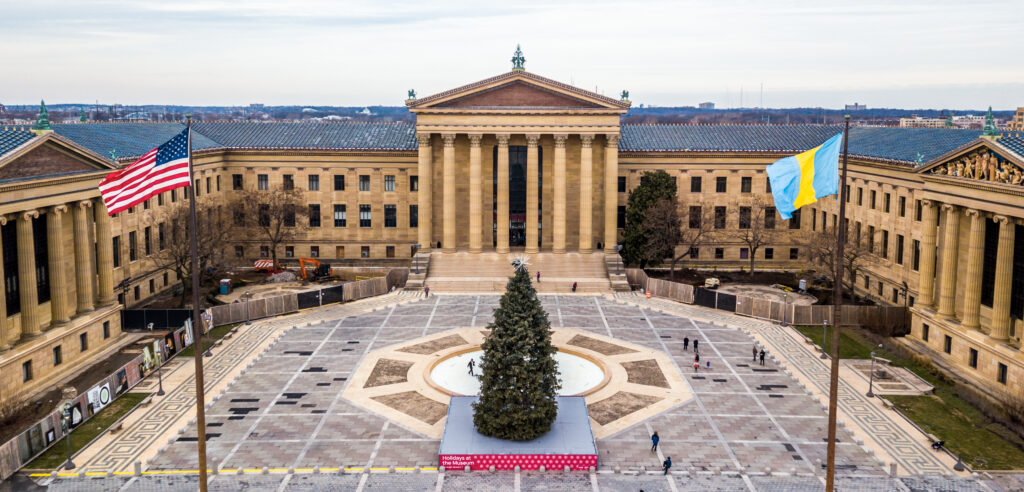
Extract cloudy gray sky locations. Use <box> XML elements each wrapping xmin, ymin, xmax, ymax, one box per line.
<box><xmin>2</xmin><ymin>0</ymin><xmax>1021</xmax><ymax>109</ymax></box>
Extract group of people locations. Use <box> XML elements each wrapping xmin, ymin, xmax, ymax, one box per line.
<box><xmin>682</xmin><ymin>336</ymin><xmax>706</xmax><ymax>371</ymax></box>
<box><xmin>650</xmin><ymin>432</ymin><xmax>671</xmax><ymax>474</ymax></box>
<box><xmin>535</xmin><ymin>272</ymin><xmax>579</xmax><ymax>293</ymax></box>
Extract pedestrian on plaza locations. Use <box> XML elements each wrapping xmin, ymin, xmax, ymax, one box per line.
<box><xmin>424</xmin><ymin>287</ymin><xmax>430</xmax><ymax>298</ymax></box>
<box><xmin>753</xmin><ymin>345</ymin><xmax>759</xmax><ymax>361</ymax></box>
<box><xmin>537</xmin><ymin>272</ymin><xmax>541</xmax><ymax>283</ymax></box>
<box><xmin>759</xmin><ymin>349</ymin><xmax>766</xmax><ymax>366</ymax></box>
<box><xmin>694</xmin><ymin>353</ymin><xmax>700</xmax><ymax>365</ymax></box>
<box><xmin>693</xmin><ymin>339</ymin><xmax>699</xmax><ymax>353</ymax></box>
<box><xmin>650</xmin><ymin>431</ymin><xmax>660</xmax><ymax>452</ymax></box>
<box><xmin>663</xmin><ymin>456</ymin><xmax>672</xmax><ymax>475</ymax></box>
<box><xmin>693</xmin><ymin>360</ymin><xmax>699</xmax><ymax>372</ymax></box>
<box><xmin>683</xmin><ymin>336</ymin><xmax>690</xmax><ymax>351</ymax></box>
<box><xmin>467</xmin><ymin>358</ymin><xmax>475</xmax><ymax>375</ymax></box>
<box><xmin>572</xmin><ymin>281</ymin><xmax>578</xmax><ymax>293</ymax></box>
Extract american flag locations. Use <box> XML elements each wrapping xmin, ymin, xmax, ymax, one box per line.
<box><xmin>98</xmin><ymin>128</ymin><xmax>191</xmax><ymax>215</ymax></box>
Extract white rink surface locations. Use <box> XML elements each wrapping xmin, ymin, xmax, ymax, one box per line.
<box><xmin>430</xmin><ymin>350</ymin><xmax>605</xmax><ymax>396</ymax></box>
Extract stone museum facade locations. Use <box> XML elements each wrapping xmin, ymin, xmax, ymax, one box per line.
<box><xmin>1</xmin><ymin>66</ymin><xmax>1023</xmax><ymax>405</ymax></box>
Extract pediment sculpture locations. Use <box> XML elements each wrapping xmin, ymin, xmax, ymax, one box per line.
<box><xmin>930</xmin><ymin>149</ymin><xmax>1023</xmax><ymax>186</ymax></box>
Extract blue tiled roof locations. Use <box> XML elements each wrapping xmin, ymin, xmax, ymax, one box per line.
<box><xmin>846</xmin><ymin>127</ymin><xmax>980</xmax><ymax>164</ymax></box>
<box><xmin>996</xmin><ymin>134</ymin><xmax>1024</xmax><ymax>159</ymax></box>
<box><xmin>192</xmin><ymin>122</ymin><xmax>416</xmax><ymax>151</ymax></box>
<box><xmin>53</xmin><ymin>123</ymin><xmax>221</xmax><ymax>160</ymax></box>
<box><xmin>0</xmin><ymin>128</ymin><xmax>36</xmax><ymax>159</ymax></box>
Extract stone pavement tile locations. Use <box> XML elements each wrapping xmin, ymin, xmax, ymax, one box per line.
<box><xmin>441</xmin><ymin>471</ymin><xmax>516</xmax><ymax>491</ymax></box>
<box><xmin>712</xmin><ymin>415</ymin><xmax>787</xmax><ymax>442</ymax></box>
<box><xmin>285</xmin><ymin>372</ymin><xmax>349</xmax><ymax>393</ymax></box>
<box><xmin>382</xmin><ymin>424</ymin><xmax>430</xmax><ymax>439</ymax></box>
<box><xmin>303</xmin><ymin>355</ymin><xmax>362</xmax><ymax>373</ymax></box>
<box><xmin>210</xmin><ymin>474</ymin><xmax>289</xmax><ymax>491</ymax></box>
<box><xmin>519</xmin><ymin>471</ymin><xmax>592</xmax><ymax>491</ymax></box>
<box><xmin>559</xmin><ymin>315</ymin><xmax>603</xmax><ymax>328</ymax></box>
<box><xmin>315</xmin><ymin>341</ymin><xmax>364</xmax><ymax>356</ymax></box>
<box><xmin>267</xmin><ymin>341</ymin><xmax>323</xmax><ymax>356</ymax></box>
<box><xmin>901</xmin><ymin>476</ymin><xmax>988</xmax><ymax>491</ymax></box>
<box><xmin>699</xmin><ymin>329</ymin><xmax>757</xmax><ymax>344</ymax></box>
<box><xmin>472</xmin><ymin>315</ymin><xmax>494</xmax><ymax>327</ymax></box>
<box><xmin>799</xmin><ymin>443</ymin><xmax>885</xmax><ymax>476</ymax></box>
<box><xmin>208</xmin><ymin>392</ymin><xmax>276</xmax><ymax>415</ymax></box>
<box><xmin>371</xmin><ymin>440</ymin><xmax>440</xmax><ymax>467</ymax></box>
<box><xmin>278</xmin><ymin>327</ymin><xmax>333</xmax><ymax>342</ymax></box>
<box><xmin>339</xmin><ymin>317</ymin><xmax>387</xmax><ymax>328</ymax></box>
<box><xmin>300</xmin><ymin>440</ymin><xmax>376</xmax><ymax>466</ymax></box>
<box><xmin>775</xmin><ymin>416</ymin><xmax>854</xmax><ymax>443</ymax></box>
<box><xmin>377</xmin><ymin>328</ymin><xmax>428</xmax><ymax>341</ymax></box>
<box><xmin>750</xmin><ymin>475</ymin><xmax>824</xmax><ymax>491</ymax></box>
<box><xmin>362</xmin><ymin>472</ymin><xmax>440</xmax><ymax>491</ymax></box>
<box><xmin>756</xmin><ymin>394</ymin><xmax>827</xmax><ymax>417</ymax></box>
<box><xmin>721</xmin><ymin>358</ymin><xmax>782</xmax><ymax>375</ymax></box>
<box><xmin>248</xmin><ymin>355</ymin><xmax>309</xmax><ymax>374</ymax></box>
<box><xmin>146</xmin><ymin>441</ymin><xmax>235</xmax><ymax>470</ymax></box>
<box><xmin>985</xmin><ymin>473</ymin><xmax>1024</xmax><ymax>492</ymax></box>
<box><xmin>597</xmin><ymin>439</ymin><xmax>662</xmax><ymax>468</ymax></box>
<box><xmin>224</xmin><ymin>440</ymin><xmax>305</xmax><ymax>468</ymax></box>
<box><xmin>429</xmin><ymin>315</ymin><xmax>474</xmax><ymax>327</ymax></box>
<box><xmin>728</xmin><ymin>442</ymin><xmax>812</xmax><ymax>473</ymax></box>
<box><xmin>315</xmin><ymin>413</ymin><xmax>386</xmax><ymax>439</ymax></box>
<box><xmin>604</xmin><ymin>422</ymin><xmax>654</xmax><ymax>440</ymax></box>
<box><xmin>686</xmin><ymin>373</ymin><xmax>748</xmax><ymax>393</ymax></box>
<box><xmin>249</xmin><ymin>414</ymin><xmax>322</xmax><ymax>440</ymax></box>
<box><xmin>713</xmin><ymin>342</ymin><xmax>762</xmax><ymax>358</ymax></box>
<box><xmin>605</xmin><ymin>316</ymin><xmax>651</xmax><ymax>329</ymax></box>
<box><xmin>441</xmin><ymin>304</ymin><xmax>478</xmax><ymax>315</ymax></box>
<box><xmin>740</xmin><ymin>373</ymin><xmax>804</xmax><ymax>391</ymax></box>
<box><xmin>673</xmin><ymin>474</ymin><xmax>750</xmax><ymax>492</ymax></box>
<box><xmin>649</xmin><ymin>317</ymin><xmax>696</xmax><ymax>330</ymax></box>
<box><xmin>699</xmin><ymin>393</ymin><xmax>767</xmax><ymax>416</ymax></box>
<box><xmin>266</xmin><ymin>391</ymin><xmax>337</xmax><ymax>415</ymax></box>
<box><xmin>391</xmin><ymin>305</ymin><xmax>435</xmax><ymax>316</ymax></box>
<box><xmin>607</xmin><ymin>329</ymin><xmax>654</xmax><ymax>343</ymax></box>
<box><xmin>598</xmin><ymin>474</ymin><xmax>673</xmax><ymax>492</ymax></box>
<box><xmin>602</xmin><ymin>304</ymin><xmax>646</xmax><ymax>317</ymax></box>
<box><xmin>657</xmin><ymin>441</ymin><xmax>734</xmax><ymax>471</ymax></box>
<box><xmin>47</xmin><ymin>475</ymin><xmax>199</xmax><ymax>491</ymax></box>
<box><xmin>385</xmin><ymin>315</ymin><xmax>433</xmax><ymax>328</ymax></box>
<box><xmin>834</xmin><ymin>476</ymin><xmax>905</xmax><ymax>492</ymax></box>
<box><xmin>229</xmin><ymin>372</ymin><xmax>293</xmax><ymax>392</ymax></box>
<box><xmin>284</xmin><ymin>473</ymin><xmax>362</xmax><ymax>490</ymax></box>
<box><xmin>330</xmin><ymin>399</ymin><xmax>367</xmax><ymax>415</ymax></box>
<box><xmin>47</xmin><ymin>476</ymin><xmax>132</xmax><ymax>491</ymax></box>
<box><xmin>197</xmin><ymin>415</ymin><xmax>255</xmax><ymax>441</ymax></box>
<box><xmin>330</xmin><ymin>327</ymin><xmax>381</xmax><ymax>339</ymax></box>
<box><xmin>647</xmin><ymin>412</ymin><xmax>718</xmax><ymax>441</ymax></box>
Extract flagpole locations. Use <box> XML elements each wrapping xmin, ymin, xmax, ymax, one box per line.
<box><xmin>185</xmin><ymin>114</ymin><xmax>210</xmax><ymax>492</ymax></box>
<box><xmin>825</xmin><ymin>115</ymin><xmax>850</xmax><ymax>492</ymax></box>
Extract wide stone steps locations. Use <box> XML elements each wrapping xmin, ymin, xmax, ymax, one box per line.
<box><xmin>424</xmin><ymin>251</ymin><xmax>611</xmax><ymax>293</ymax></box>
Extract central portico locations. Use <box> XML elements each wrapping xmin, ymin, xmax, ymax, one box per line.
<box><xmin>407</xmin><ymin>68</ymin><xmax>630</xmax><ymax>254</ymax></box>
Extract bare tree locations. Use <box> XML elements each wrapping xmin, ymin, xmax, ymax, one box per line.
<box><xmin>801</xmin><ymin>223</ymin><xmax>879</xmax><ymax>301</ymax></box>
<box><xmin>729</xmin><ymin>196</ymin><xmax>777</xmax><ymax>276</ymax></box>
<box><xmin>151</xmin><ymin>200</ymin><xmax>232</xmax><ymax>307</ymax></box>
<box><xmin>669</xmin><ymin>205</ymin><xmax>715</xmax><ymax>281</ymax></box>
<box><xmin>639</xmin><ymin>198</ymin><xmax>682</xmax><ymax>266</ymax></box>
<box><xmin>232</xmin><ymin>185</ymin><xmax>308</xmax><ymax>268</ymax></box>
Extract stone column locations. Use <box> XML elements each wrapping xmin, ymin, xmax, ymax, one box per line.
<box><xmin>495</xmin><ymin>135</ymin><xmax>510</xmax><ymax>254</ymax></box>
<box><xmin>17</xmin><ymin>210</ymin><xmax>41</xmax><ymax>338</ymax></box>
<box><xmin>604</xmin><ymin>135</ymin><xmax>620</xmax><ymax>253</ymax></box>
<box><xmin>961</xmin><ymin>209</ymin><xmax>985</xmax><ymax>330</ymax></box>
<box><xmin>552</xmin><ymin>134</ymin><xmax>567</xmax><ymax>254</ymax></box>
<box><xmin>47</xmin><ymin>205</ymin><xmax>71</xmax><ymax>326</ymax></box>
<box><xmin>442</xmin><ymin>134</ymin><xmax>456</xmax><ymax>253</ymax></box>
<box><xmin>416</xmin><ymin>134</ymin><xmax>432</xmax><ymax>251</ymax></box>
<box><xmin>918</xmin><ymin>200</ymin><xmax>939</xmax><ymax>308</ymax></box>
<box><xmin>94</xmin><ymin>200</ymin><xmax>115</xmax><ymax>305</ymax></box>
<box><xmin>525</xmin><ymin>135</ymin><xmax>540</xmax><ymax>254</ymax></box>
<box><xmin>578</xmin><ymin>134</ymin><xmax>594</xmax><ymax>253</ymax></box>
<box><xmin>73</xmin><ymin>201</ymin><xmax>95</xmax><ymax>313</ymax></box>
<box><xmin>0</xmin><ymin>216</ymin><xmax>9</xmax><ymax>351</ymax></box>
<box><xmin>989</xmin><ymin>215</ymin><xmax>1016</xmax><ymax>340</ymax></box>
<box><xmin>937</xmin><ymin>204</ymin><xmax>960</xmax><ymax>318</ymax></box>
<box><xmin>468</xmin><ymin>134</ymin><xmax>483</xmax><ymax>253</ymax></box>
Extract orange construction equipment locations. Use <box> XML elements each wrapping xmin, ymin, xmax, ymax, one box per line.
<box><xmin>298</xmin><ymin>258</ymin><xmax>332</xmax><ymax>281</ymax></box>
<box><xmin>298</xmin><ymin>258</ymin><xmax>320</xmax><ymax>280</ymax></box>
<box><xmin>254</xmin><ymin>259</ymin><xmax>280</xmax><ymax>274</ymax></box>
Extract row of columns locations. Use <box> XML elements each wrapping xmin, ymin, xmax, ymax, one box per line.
<box><xmin>416</xmin><ymin>133</ymin><xmax>619</xmax><ymax>254</ymax></box>
<box><xmin>0</xmin><ymin>199</ymin><xmax>115</xmax><ymax>351</ymax></box>
<box><xmin>918</xmin><ymin>200</ymin><xmax>1018</xmax><ymax>340</ymax></box>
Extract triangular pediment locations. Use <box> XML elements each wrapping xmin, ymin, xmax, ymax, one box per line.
<box><xmin>0</xmin><ymin>133</ymin><xmax>116</xmax><ymax>182</ymax></box>
<box><xmin>919</xmin><ymin>138</ymin><xmax>1024</xmax><ymax>187</ymax></box>
<box><xmin>408</xmin><ymin>71</ymin><xmax>630</xmax><ymax>111</ymax></box>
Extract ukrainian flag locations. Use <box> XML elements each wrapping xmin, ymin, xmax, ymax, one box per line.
<box><xmin>766</xmin><ymin>132</ymin><xmax>843</xmax><ymax>219</ymax></box>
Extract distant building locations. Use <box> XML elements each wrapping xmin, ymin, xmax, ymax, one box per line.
<box><xmin>1008</xmin><ymin>107</ymin><xmax>1024</xmax><ymax>131</ymax></box>
<box><xmin>899</xmin><ymin>115</ymin><xmax>946</xmax><ymax>128</ymax></box>
<box><xmin>698</xmin><ymin>102</ymin><xmax>715</xmax><ymax>110</ymax></box>
<box><xmin>249</xmin><ymin>103</ymin><xmax>264</xmax><ymax>109</ymax></box>
<box><xmin>845</xmin><ymin>102</ymin><xmax>867</xmax><ymax>111</ymax></box>
<box><xmin>951</xmin><ymin>114</ymin><xmax>986</xmax><ymax>130</ymax></box>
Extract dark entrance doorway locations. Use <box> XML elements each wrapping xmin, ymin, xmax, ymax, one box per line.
<box><xmin>493</xmin><ymin>145</ymin><xmax>542</xmax><ymax>247</ymax></box>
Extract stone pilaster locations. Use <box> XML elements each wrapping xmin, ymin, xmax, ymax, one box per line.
<box><xmin>416</xmin><ymin>134</ymin><xmax>432</xmax><ymax>251</ymax></box>
<box><xmin>0</xmin><ymin>216</ymin><xmax>9</xmax><ymax>351</ymax></box>
<box><xmin>495</xmin><ymin>135</ymin><xmax>510</xmax><ymax>254</ymax></box>
<box><xmin>552</xmin><ymin>134</ymin><xmax>567</xmax><ymax>254</ymax></box>
<box><xmin>917</xmin><ymin>200</ymin><xmax>938</xmax><ymax>308</ymax></box>
<box><xmin>525</xmin><ymin>135</ymin><xmax>540</xmax><ymax>254</ymax></box>
<box><xmin>468</xmin><ymin>134</ymin><xmax>483</xmax><ymax>253</ymax></box>
<box><xmin>578</xmin><ymin>134</ymin><xmax>594</xmax><ymax>253</ymax></box>
<box><xmin>47</xmin><ymin>205</ymin><xmax>71</xmax><ymax>326</ymax></box>
<box><xmin>17</xmin><ymin>210</ymin><xmax>41</xmax><ymax>338</ymax></box>
<box><xmin>989</xmin><ymin>215</ymin><xmax>1016</xmax><ymax>340</ymax></box>
<box><xmin>442</xmin><ymin>134</ymin><xmax>456</xmax><ymax>253</ymax></box>
<box><xmin>94</xmin><ymin>200</ymin><xmax>115</xmax><ymax>305</ymax></box>
<box><xmin>961</xmin><ymin>209</ymin><xmax>985</xmax><ymax>331</ymax></box>
<box><xmin>937</xmin><ymin>204</ymin><xmax>960</xmax><ymax>318</ymax></box>
<box><xmin>604</xmin><ymin>135</ymin><xmax>620</xmax><ymax>252</ymax></box>
<box><xmin>73</xmin><ymin>200</ymin><xmax>95</xmax><ymax>313</ymax></box>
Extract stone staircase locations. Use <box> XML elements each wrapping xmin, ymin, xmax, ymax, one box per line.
<box><xmin>405</xmin><ymin>252</ymin><xmax>431</xmax><ymax>289</ymax></box>
<box><xmin>605</xmin><ymin>254</ymin><xmax>631</xmax><ymax>292</ymax></box>
<box><xmin>424</xmin><ymin>251</ymin><xmax>612</xmax><ymax>293</ymax></box>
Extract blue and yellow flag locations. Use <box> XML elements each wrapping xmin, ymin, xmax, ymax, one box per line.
<box><xmin>766</xmin><ymin>133</ymin><xmax>843</xmax><ymax>219</ymax></box>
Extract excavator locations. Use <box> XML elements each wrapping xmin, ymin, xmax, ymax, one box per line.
<box><xmin>298</xmin><ymin>258</ymin><xmax>333</xmax><ymax>282</ymax></box>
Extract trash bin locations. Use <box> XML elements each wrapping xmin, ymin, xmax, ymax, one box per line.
<box><xmin>219</xmin><ymin>279</ymin><xmax>232</xmax><ymax>295</ymax></box>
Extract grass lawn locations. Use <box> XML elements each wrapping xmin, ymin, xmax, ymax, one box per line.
<box><xmin>178</xmin><ymin>323</ymin><xmax>239</xmax><ymax>358</ymax></box>
<box><xmin>794</xmin><ymin>325</ymin><xmax>880</xmax><ymax>359</ymax></box>
<box><xmin>25</xmin><ymin>392</ymin><xmax>149</xmax><ymax>470</ymax></box>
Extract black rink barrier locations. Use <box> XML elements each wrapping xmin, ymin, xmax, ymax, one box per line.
<box><xmin>123</xmin><ymin>309</ymin><xmax>192</xmax><ymax>330</ymax></box>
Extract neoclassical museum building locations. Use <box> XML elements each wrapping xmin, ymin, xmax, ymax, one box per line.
<box><xmin>1</xmin><ymin>63</ymin><xmax>1023</xmax><ymax>406</ymax></box>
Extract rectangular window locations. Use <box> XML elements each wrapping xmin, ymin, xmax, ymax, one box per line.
<box><xmin>765</xmin><ymin>179</ymin><xmax>772</xmax><ymax>193</ymax></box>
<box><xmin>310</xmin><ymin>246</ymin><xmax>319</xmax><ymax>258</ymax></box>
<box><xmin>384</xmin><ymin>205</ymin><xmax>397</xmax><ymax>228</ymax></box>
<box><xmin>899</xmin><ymin>196</ymin><xmax>906</xmax><ymax>217</ymax></box>
<box><xmin>205</xmin><ymin>177</ymin><xmax>211</xmax><ymax>194</ymax></box>
<box><xmin>867</xmin><ymin>225</ymin><xmax>874</xmax><ymax>252</ymax></box>
<box><xmin>112</xmin><ymin>235</ymin><xmax>121</xmax><ymax>268</ymax></box>
<box><xmin>235</xmin><ymin>245</ymin><xmax>244</xmax><ymax>257</ymax></box>
<box><xmin>969</xmin><ymin>348</ymin><xmax>978</xmax><ymax>369</ymax></box>
<box><xmin>617</xmin><ymin>176</ymin><xmax>627</xmax><ymax>193</ymax></box>
<box><xmin>870</xmin><ymin>190</ymin><xmax>876</xmax><ymax>209</ymax></box>
<box><xmin>308</xmin><ymin>175</ymin><xmax>319</xmax><ymax>191</ymax></box>
<box><xmin>260</xmin><ymin>245</ymin><xmax>269</xmax><ymax>258</ymax></box>
<box><xmin>765</xmin><ymin>247</ymin><xmax>774</xmax><ymax>259</ymax></box>
<box><xmin>881</xmin><ymin>230</ymin><xmax>889</xmax><ymax>259</ymax></box>
<box><xmin>812</xmin><ymin>210</ymin><xmax>817</xmax><ymax>231</ymax></box>
<box><xmin>884</xmin><ymin>193</ymin><xmax>891</xmax><ymax>213</ymax></box>
<box><xmin>334</xmin><ymin>205</ymin><xmax>347</xmax><ymax>227</ymax></box>
<box><xmin>617</xmin><ymin>206</ymin><xmax>626</xmax><ymax>228</ymax></box>
<box><xmin>409</xmin><ymin>205</ymin><xmax>418</xmax><ymax>228</ymax></box>
<box><xmin>787</xmin><ymin>209</ymin><xmax>800</xmax><ymax>229</ymax></box>
<box><xmin>912</xmin><ymin>239</ymin><xmax>921</xmax><ymax>271</ymax></box>
<box><xmin>943</xmin><ymin>335</ymin><xmax>952</xmax><ymax>354</ymax></box>
<box><xmin>715</xmin><ymin>248</ymin><xmax>724</xmax><ymax>259</ymax></box>
<box><xmin>149</xmin><ymin>278</ymin><xmax>154</xmax><ymax>295</ymax></box>
<box><xmin>128</xmin><ymin>231</ymin><xmax>137</xmax><ymax>262</ymax></box>
<box><xmin>915</xmin><ymin>200</ymin><xmax>922</xmax><ymax>221</ymax></box>
<box><xmin>741</xmin><ymin>176</ymin><xmax>752</xmax><ymax>193</ymax></box>
<box><xmin>361</xmin><ymin>246</ymin><xmax>370</xmax><ymax>258</ymax></box>
<box><xmin>715</xmin><ymin>176</ymin><xmax>727</xmax><ymax>193</ymax></box>
<box><xmin>144</xmin><ymin>227</ymin><xmax>151</xmax><ymax>256</ymax></box>
<box><xmin>386</xmin><ymin>246</ymin><xmax>395</xmax><ymax>258</ymax></box>
<box><xmin>857</xmin><ymin>187</ymin><xmax>863</xmax><ymax>206</ymax></box>
<box><xmin>285</xmin><ymin>246</ymin><xmax>294</xmax><ymax>257</ymax></box>
<box><xmin>384</xmin><ymin>175</ymin><xmax>396</xmax><ymax>191</ymax></box>
<box><xmin>359</xmin><ymin>204</ymin><xmax>372</xmax><ymax>227</ymax></box>
<box><xmin>714</xmin><ymin>206</ymin><xmax>726</xmax><ymax>229</ymax></box>
<box><xmin>80</xmin><ymin>332</ymin><xmax>88</xmax><ymax>352</ymax></box>
<box><xmin>283</xmin><ymin>205</ymin><xmax>296</xmax><ymax>227</ymax></box>
<box><xmin>740</xmin><ymin>247</ymin><xmax>749</xmax><ymax>259</ymax></box>
<box><xmin>922</xmin><ymin>323</ymin><xmax>929</xmax><ymax>341</ymax></box>
<box><xmin>980</xmin><ymin>218</ymin><xmax>1000</xmax><ymax>307</ymax></box>
<box><xmin>257</xmin><ymin>174</ymin><xmax>268</xmax><ymax>190</ymax></box>
<box><xmin>170</xmin><ymin>189</ymin><xmax>177</xmax><ymax>202</ymax></box>
<box><xmin>789</xmin><ymin>248</ymin><xmax>799</xmax><ymax>260</ymax></box>
<box><xmin>739</xmin><ymin>207</ymin><xmax>751</xmax><ymax>229</ymax></box>
<box><xmin>133</xmin><ymin>285</ymin><xmax>139</xmax><ymax>300</ymax></box>
<box><xmin>688</xmin><ymin>206</ymin><xmax>702</xmax><ymax>229</ymax></box>
<box><xmin>1</xmin><ymin>223</ymin><xmax>15</xmax><ymax>317</ymax></box>
<box><xmin>22</xmin><ymin>360</ymin><xmax>32</xmax><ymax>382</ymax></box>
<box><xmin>766</xmin><ymin>207</ymin><xmax>776</xmax><ymax>229</ymax></box>
<box><xmin>689</xmin><ymin>247</ymin><xmax>699</xmax><ymax>259</ymax></box>
<box><xmin>334</xmin><ymin>175</ymin><xmax>345</xmax><ymax>191</ymax></box>
<box><xmin>143</xmin><ymin>198</ymin><xmax>150</xmax><ymax>210</ymax></box>
<box><xmin>216</xmin><ymin>175</ymin><xmax>221</xmax><ymax>191</ymax></box>
<box><xmin>896</xmin><ymin>234</ymin><xmax>904</xmax><ymax>265</ymax></box>
<box><xmin>845</xmin><ymin>185</ymin><xmax>851</xmax><ymax>202</ymax></box>
<box><xmin>283</xmin><ymin>174</ymin><xmax>294</xmax><ymax>190</ymax></box>
<box><xmin>410</xmin><ymin>175</ymin><xmax>419</xmax><ymax>192</ymax></box>
<box><xmin>53</xmin><ymin>346</ymin><xmax>62</xmax><ymax>366</ymax></box>
<box><xmin>998</xmin><ymin>363</ymin><xmax>1008</xmax><ymax>384</ymax></box>
<box><xmin>892</xmin><ymin>288</ymin><xmax>899</xmax><ymax>303</ymax></box>
<box><xmin>158</xmin><ymin>224</ymin><xmax>166</xmax><ymax>250</ymax></box>
<box><xmin>309</xmin><ymin>204</ymin><xmax>321</xmax><ymax>227</ymax></box>
<box><xmin>359</xmin><ymin>175</ymin><xmax>370</xmax><ymax>191</ymax></box>
<box><xmin>690</xmin><ymin>176</ymin><xmax>702</xmax><ymax>193</ymax></box>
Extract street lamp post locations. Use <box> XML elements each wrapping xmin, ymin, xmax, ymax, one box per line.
<box><xmin>821</xmin><ymin>319</ymin><xmax>829</xmax><ymax>359</ymax></box>
<box><xmin>244</xmin><ymin>290</ymin><xmax>253</xmax><ymax>325</ymax></box>
<box><xmin>866</xmin><ymin>351</ymin><xmax>877</xmax><ymax>397</ymax></box>
<box><xmin>61</xmin><ymin>403</ymin><xmax>75</xmax><ymax>470</ymax></box>
<box><xmin>782</xmin><ymin>293</ymin><xmax>790</xmax><ymax>326</ymax></box>
<box><xmin>156</xmin><ymin>347</ymin><xmax>166</xmax><ymax>396</ymax></box>
<box><xmin>614</xmin><ymin>244</ymin><xmax>623</xmax><ymax>275</ymax></box>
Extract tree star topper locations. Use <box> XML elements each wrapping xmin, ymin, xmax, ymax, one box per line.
<box><xmin>510</xmin><ymin>254</ymin><xmax>531</xmax><ymax>272</ymax></box>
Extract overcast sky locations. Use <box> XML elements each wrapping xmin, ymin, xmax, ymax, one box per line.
<box><xmin>2</xmin><ymin>0</ymin><xmax>1021</xmax><ymax>109</ymax></box>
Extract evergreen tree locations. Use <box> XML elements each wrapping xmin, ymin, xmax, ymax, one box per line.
<box><xmin>473</xmin><ymin>260</ymin><xmax>560</xmax><ymax>440</ymax></box>
<box><xmin>622</xmin><ymin>170</ymin><xmax>677</xmax><ymax>267</ymax></box>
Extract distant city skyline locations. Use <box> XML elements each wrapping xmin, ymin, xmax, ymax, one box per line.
<box><xmin>1</xmin><ymin>0</ymin><xmax>1022</xmax><ymax>109</ymax></box>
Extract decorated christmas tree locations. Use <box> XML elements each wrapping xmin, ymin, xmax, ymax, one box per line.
<box><xmin>473</xmin><ymin>258</ymin><xmax>560</xmax><ymax>440</ymax></box>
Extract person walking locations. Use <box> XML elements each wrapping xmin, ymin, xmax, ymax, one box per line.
<box><xmin>693</xmin><ymin>339</ymin><xmax>699</xmax><ymax>353</ymax></box>
<box><xmin>683</xmin><ymin>336</ymin><xmax>690</xmax><ymax>351</ymax></box>
<box><xmin>759</xmin><ymin>349</ymin><xmax>766</xmax><ymax>366</ymax></box>
<box><xmin>663</xmin><ymin>456</ymin><xmax>672</xmax><ymax>475</ymax></box>
<box><xmin>752</xmin><ymin>345</ymin><xmax>759</xmax><ymax>361</ymax></box>
<box><xmin>650</xmin><ymin>431</ymin><xmax>660</xmax><ymax>452</ymax></box>
<box><xmin>424</xmin><ymin>286</ymin><xmax>430</xmax><ymax>298</ymax></box>
<box><xmin>537</xmin><ymin>272</ymin><xmax>541</xmax><ymax>283</ymax></box>
<box><xmin>572</xmin><ymin>281</ymin><xmax>577</xmax><ymax>293</ymax></box>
